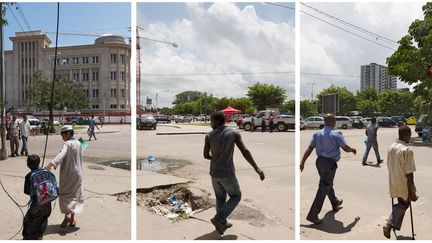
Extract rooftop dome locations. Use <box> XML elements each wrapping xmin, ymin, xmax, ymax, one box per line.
<box><xmin>95</xmin><ymin>35</ymin><xmax>126</xmax><ymax>45</ymax></box>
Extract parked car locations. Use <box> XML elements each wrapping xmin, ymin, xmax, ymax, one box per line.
<box><xmin>174</xmin><ymin>115</ymin><xmax>192</xmax><ymax>123</ymax></box>
<box><xmin>406</xmin><ymin>116</ymin><xmax>417</xmax><ymax>125</ymax></box>
<box><xmin>377</xmin><ymin>117</ymin><xmax>397</xmax><ymax>127</ymax></box>
<box><xmin>391</xmin><ymin>116</ymin><xmax>406</xmax><ymax>127</ymax></box>
<box><xmin>153</xmin><ymin>114</ymin><xmax>171</xmax><ymax>123</ymax></box>
<box><xmin>26</xmin><ymin>115</ymin><xmax>40</xmax><ymax>126</ymax></box>
<box><xmin>415</xmin><ymin>115</ymin><xmax>431</xmax><ymax>137</ymax></box>
<box><xmin>137</xmin><ymin>115</ymin><xmax>157</xmax><ymax>130</ymax></box>
<box><xmin>41</xmin><ymin>118</ymin><xmax>60</xmax><ymax>126</ymax></box>
<box><xmin>65</xmin><ymin>116</ymin><xmax>80</xmax><ymax>125</ymax></box>
<box><xmin>351</xmin><ymin>118</ymin><xmax>365</xmax><ymax>129</ymax></box>
<box><xmin>304</xmin><ymin>116</ymin><xmax>325</xmax><ymax>129</ymax></box>
<box><xmin>335</xmin><ymin>116</ymin><xmax>351</xmax><ymax>129</ymax></box>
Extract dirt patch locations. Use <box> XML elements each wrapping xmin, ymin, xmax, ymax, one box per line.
<box><xmin>229</xmin><ymin>204</ymin><xmax>276</xmax><ymax>227</ymax></box>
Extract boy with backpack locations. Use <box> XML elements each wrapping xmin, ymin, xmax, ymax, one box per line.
<box><xmin>23</xmin><ymin>154</ymin><xmax>58</xmax><ymax>240</ymax></box>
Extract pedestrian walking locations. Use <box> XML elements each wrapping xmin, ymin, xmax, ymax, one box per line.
<box><xmin>88</xmin><ymin>116</ymin><xmax>99</xmax><ymax>141</ymax></box>
<box><xmin>383</xmin><ymin>125</ymin><xmax>418</xmax><ymax>239</ymax></box>
<box><xmin>204</xmin><ymin>112</ymin><xmax>265</xmax><ymax>234</ymax></box>
<box><xmin>250</xmin><ymin>116</ymin><xmax>255</xmax><ymax>132</ymax></box>
<box><xmin>269</xmin><ymin>113</ymin><xmax>274</xmax><ymax>133</ymax></box>
<box><xmin>19</xmin><ymin>115</ymin><xmax>32</xmax><ymax>156</ymax></box>
<box><xmin>261</xmin><ymin>116</ymin><xmax>266</xmax><ymax>132</ymax></box>
<box><xmin>300</xmin><ymin>114</ymin><xmax>357</xmax><ymax>224</ymax></box>
<box><xmin>362</xmin><ymin>117</ymin><xmax>383</xmax><ymax>166</ymax></box>
<box><xmin>7</xmin><ymin>115</ymin><xmax>20</xmax><ymax>157</ymax></box>
<box><xmin>45</xmin><ymin>125</ymin><xmax>84</xmax><ymax>228</ymax></box>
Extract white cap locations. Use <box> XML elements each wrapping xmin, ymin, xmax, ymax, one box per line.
<box><xmin>60</xmin><ymin>125</ymin><xmax>73</xmax><ymax>133</ymax></box>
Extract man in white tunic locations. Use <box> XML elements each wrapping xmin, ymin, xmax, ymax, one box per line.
<box><xmin>45</xmin><ymin>125</ymin><xmax>84</xmax><ymax>228</ymax></box>
<box><xmin>383</xmin><ymin>125</ymin><xmax>418</xmax><ymax>239</ymax></box>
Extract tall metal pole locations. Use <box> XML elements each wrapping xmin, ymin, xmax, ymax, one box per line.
<box><xmin>0</xmin><ymin>2</ymin><xmax>7</xmax><ymax>160</ymax></box>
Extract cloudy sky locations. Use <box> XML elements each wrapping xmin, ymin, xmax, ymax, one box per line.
<box><xmin>301</xmin><ymin>2</ymin><xmax>425</xmax><ymax>100</ymax></box>
<box><xmin>138</xmin><ymin>2</ymin><xmax>295</xmax><ymax>108</ymax></box>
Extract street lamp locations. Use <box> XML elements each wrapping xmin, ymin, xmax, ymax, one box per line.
<box><xmin>155</xmin><ymin>89</ymin><xmax>169</xmax><ymax>113</ymax></box>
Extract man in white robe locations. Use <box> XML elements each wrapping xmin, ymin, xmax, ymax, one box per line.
<box><xmin>46</xmin><ymin>125</ymin><xmax>84</xmax><ymax>228</ymax></box>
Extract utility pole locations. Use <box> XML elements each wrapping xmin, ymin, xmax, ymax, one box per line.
<box><xmin>0</xmin><ymin>2</ymin><xmax>7</xmax><ymax>160</ymax></box>
<box><xmin>308</xmin><ymin>81</ymin><xmax>316</xmax><ymax>100</ymax></box>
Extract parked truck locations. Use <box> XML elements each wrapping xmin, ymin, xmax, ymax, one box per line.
<box><xmin>241</xmin><ymin>110</ymin><xmax>295</xmax><ymax>132</ymax></box>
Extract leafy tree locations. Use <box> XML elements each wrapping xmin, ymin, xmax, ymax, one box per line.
<box><xmin>387</xmin><ymin>3</ymin><xmax>432</xmax><ymax>118</ymax></box>
<box><xmin>172</xmin><ymin>91</ymin><xmax>204</xmax><ymax>105</ymax></box>
<box><xmin>378</xmin><ymin>90</ymin><xmax>414</xmax><ymax>116</ymax></box>
<box><xmin>317</xmin><ymin>86</ymin><xmax>356</xmax><ymax>115</ymax></box>
<box><xmin>280</xmin><ymin>100</ymin><xmax>295</xmax><ymax>114</ymax></box>
<box><xmin>355</xmin><ymin>88</ymin><xmax>379</xmax><ymax>117</ymax></box>
<box><xmin>300</xmin><ymin>99</ymin><xmax>319</xmax><ymax>118</ymax></box>
<box><xmin>31</xmin><ymin>72</ymin><xmax>89</xmax><ymax>111</ymax></box>
<box><xmin>160</xmin><ymin>107</ymin><xmax>172</xmax><ymax>115</ymax></box>
<box><xmin>246</xmin><ymin>83</ymin><xmax>286</xmax><ymax>111</ymax></box>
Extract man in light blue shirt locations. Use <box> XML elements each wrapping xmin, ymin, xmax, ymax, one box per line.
<box><xmin>300</xmin><ymin>114</ymin><xmax>357</xmax><ymax>224</ymax></box>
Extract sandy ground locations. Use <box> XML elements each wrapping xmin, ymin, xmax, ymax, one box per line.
<box><xmin>300</xmin><ymin>125</ymin><xmax>432</xmax><ymax>240</ymax></box>
<box><xmin>0</xmin><ymin>124</ymin><xmax>131</xmax><ymax>240</ymax></box>
<box><xmin>137</xmin><ymin>123</ymin><xmax>295</xmax><ymax>240</ymax></box>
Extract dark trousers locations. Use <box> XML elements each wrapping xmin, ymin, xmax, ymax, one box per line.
<box><xmin>388</xmin><ymin>198</ymin><xmax>410</xmax><ymax>230</ymax></box>
<box><xmin>211</xmin><ymin>176</ymin><xmax>242</xmax><ymax>224</ymax></box>
<box><xmin>21</xmin><ymin>136</ymin><xmax>28</xmax><ymax>155</ymax></box>
<box><xmin>307</xmin><ymin>156</ymin><xmax>339</xmax><ymax>219</ymax></box>
<box><xmin>22</xmin><ymin>203</ymin><xmax>52</xmax><ymax>240</ymax></box>
<box><xmin>9</xmin><ymin>136</ymin><xmax>19</xmax><ymax>155</ymax></box>
<box><xmin>269</xmin><ymin>122</ymin><xmax>274</xmax><ymax>132</ymax></box>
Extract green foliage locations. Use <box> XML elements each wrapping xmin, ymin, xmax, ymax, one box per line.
<box><xmin>31</xmin><ymin>72</ymin><xmax>90</xmax><ymax>111</ymax></box>
<box><xmin>300</xmin><ymin>100</ymin><xmax>319</xmax><ymax>118</ymax></box>
<box><xmin>173</xmin><ymin>91</ymin><xmax>204</xmax><ymax>105</ymax></box>
<box><xmin>246</xmin><ymin>83</ymin><xmax>287</xmax><ymax>111</ymax></box>
<box><xmin>317</xmin><ymin>86</ymin><xmax>357</xmax><ymax>115</ymax></box>
<box><xmin>280</xmin><ymin>100</ymin><xmax>295</xmax><ymax>114</ymax></box>
<box><xmin>377</xmin><ymin>90</ymin><xmax>414</xmax><ymax>116</ymax></box>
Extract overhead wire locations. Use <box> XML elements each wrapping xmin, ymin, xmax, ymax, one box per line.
<box><xmin>15</xmin><ymin>3</ymin><xmax>31</xmax><ymax>31</ymax></box>
<box><xmin>6</xmin><ymin>4</ymin><xmax>26</xmax><ymax>32</ymax></box>
<box><xmin>141</xmin><ymin>71</ymin><xmax>294</xmax><ymax>77</ymax></box>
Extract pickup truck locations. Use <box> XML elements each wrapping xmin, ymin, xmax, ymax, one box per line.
<box><xmin>241</xmin><ymin>110</ymin><xmax>295</xmax><ymax>132</ymax></box>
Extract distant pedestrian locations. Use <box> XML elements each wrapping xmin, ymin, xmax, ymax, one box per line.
<box><xmin>261</xmin><ymin>116</ymin><xmax>266</xmax><ymax>132</ymax></box>
<box><xmin>88</xmin><ymin>116</ymin><xmax>99</xmax><ymax>141</ymax></box>
<box><xmin>204</xmin><ymin>112</ymin><xmax>265</xmax><ymax>234</ymax></box>
<box><xmin>250</xmin><ymin>116</ymin><xmax>255</xmax><ymax>132</ymax></box>
<box><xmin>269</xmin><ymin>113</ymin><xmax>274</xmax><ymax>133</ymax></box>
<box><xmin>362</xmin><ymin>117</ymin><xmax>383</xmax><ymax>166</ymax></box>
<box><xmin>19</xmin><ymin>115</ymin><xmax>32</xmax><ymax>156</ymax></box>
<box><xmin>300</xmin><ymin>114</ymin><xmax>357</xmax><ymax>224</ymax></box>
<box><xmin>7</xmin><ymin>115</ymin><xmax>20</xmax><ymax>157</ymax></box>
<box><xmin>45</xmin><ymin>125</ymin><xmax>84</xmax><ymax>228</ymax></box>
<box><xmin>383</xmin><ymin>125</ymin><xmax>418</xmax><ymax>239</ymax></box>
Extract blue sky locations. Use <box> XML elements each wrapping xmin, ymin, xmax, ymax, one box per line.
<box><xmin>3</xmin><ymin>2</ymin><xmax>131</xmax><ymax>50</ymax></box>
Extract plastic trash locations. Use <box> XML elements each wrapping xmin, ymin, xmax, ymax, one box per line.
<box><xmin>78</xmin><ymin>137</ymin><xmax>89</xmax><ymax>151</ymax></box>
<box><xmin>147</xmin><ymin>155</ymin><xmax>156</xmax><ymax>164</ymax></box>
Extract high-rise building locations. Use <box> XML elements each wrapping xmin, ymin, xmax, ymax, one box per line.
<box><xmin>5</xmin><ymin>30</ymin><xmax>131</xmax><ymax>113</ymax></box>
<box><xmin>360</xmin><ymin>63</ymin><xmax>397</xmax><ymax>93</ymax></box>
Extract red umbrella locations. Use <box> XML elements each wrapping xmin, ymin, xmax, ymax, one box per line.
<box><xmin>220</xmin><ymin>106</ymin><xmax>242</xmax><ymax>114</ymax></box>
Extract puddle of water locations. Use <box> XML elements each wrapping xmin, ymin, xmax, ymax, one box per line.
<box><xmin>99</xmin><ymin>157</ymin><xmax>189</xmax><ymax>173</ymax></box>
<box><xmin>99</xmin><ymin>160</ymin><xmax>131</xmax><ymax>170</ymax></box>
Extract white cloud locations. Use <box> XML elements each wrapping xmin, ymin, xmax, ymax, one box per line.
<box><xmin>139</xmin><ymin>2</ymin><xmax>295</xmax><ymax>107</ymax></box>
<box><xmin>300</xmin><ymin>2</ymin><xmax>425</xmax><ymax>100</ymax></box>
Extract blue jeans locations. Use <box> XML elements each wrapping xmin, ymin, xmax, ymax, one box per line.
<box><xmin>21</xmin><ymin>136</ymin><xmax>28</xmax><ymax>155</ymax></box>
<box><xmin>362</xmin><ymin>140</ymin><xmax>381</xmax><ymax>162</ymax></box>
<box><xmin>211</xmin><ymin>176</ymin><xmax>242</xmax><ymax>224</ymax></box>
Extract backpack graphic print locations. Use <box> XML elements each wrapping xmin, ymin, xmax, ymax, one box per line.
<box><xmin>30</xmin><ymin>168</ymin><xmax>59</xmax><ymax>205</ymax></box>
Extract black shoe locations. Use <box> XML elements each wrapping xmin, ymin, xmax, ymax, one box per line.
<box><xmin>211</xmin><ymin>217</ymin><xmax>225</xmax><ymax>235</ymax></box>
<box><xmin>377</xmin><ymin>159</ymin><xmax>384</xmax><ymax>165</ymax></box>
<box><xmin>332</xmin><ymin>199</ymin><xmax>343</xmax><ymax>212</ymax></box>
<box><xmin>224</xmin><ymin>222</ymin><xmax>233</xmax><ymax>230</ymax></box>
<box><xmin>362</xmin><ymin>161</ymin><xmax>368</xmax><ymax>166</ymax></box>
<box><xmin>11</xmin><ymin>154</ymin><xmax>15</xmax><ymax>157</ymax></box>
<box><xmin>306</xmin><ymin>216</ymin><xmax>323</xmax><ymax>225</ymax></box>
<box><xmin>383</xmin><ymin>224</ymin><xmax>391</xmax><ymax>239</ymax></box>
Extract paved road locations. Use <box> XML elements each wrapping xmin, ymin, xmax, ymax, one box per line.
<box><xmin>300</xmin><ymin>125</ymin><xmax>432</xmax><ymax>240</ymax></box>
<box><xmin>137</xmin><ymin>123</ymin><xmax>295</xmax><ymax>240</ymax></box>
<box><xmin>0</xmin><ymin>124</ymin><xmax>131</xmax><ymax>240</ymax></box>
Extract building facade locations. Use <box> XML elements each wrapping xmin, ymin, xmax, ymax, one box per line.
<box><xmin>5</xmin><ymin>30</ymin><xmax>131</xmax><ymax>113</ymax></box>
<box><xmin>360</xmin><ymin>63</ymin><xmax>397</xmax><ymax>93</ymax></box>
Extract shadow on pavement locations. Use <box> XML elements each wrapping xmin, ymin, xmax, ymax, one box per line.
<box><xmin>300</xmin><ymin>211</ymin><xmax>360</xmax><ymax>234</ymax></box>
<box><xmin>44</xmin><ymin>224</ymin><xmax>80</xmax><ymax>236</ymax></box>
<box><xmin>194</xmin><ymin>230</ymin><xmax>238</xmax><ymax>240</ymax></box>
<box><xmin>363</xmin><ymin>162</ymin><xmax>382</xmax><ymax>168</ymax></box>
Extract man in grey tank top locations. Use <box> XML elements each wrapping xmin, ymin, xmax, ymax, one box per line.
<box><xmin>204</xmin><ymin>112</ymin><xmax>265</xmax><ymax>235</ymax></box>
<box><xmin>362</xmin><ymin>117</ymin><xmax>383</xmax><ymax>166</ymax></box>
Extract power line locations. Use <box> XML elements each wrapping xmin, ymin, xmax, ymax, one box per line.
<box><xmin>15</xmin><ymin>3</ymin><xmax>31</xmax><ymax>30</ymax></box>
<box><xmin>141</xmin><ymin>71</ymin><xmax>294</xmax><ymax>77</ymax></box>
<box><xmin>301</xmin><ymin>9</ymin><xmax>396</xmax><ymax>51</ymax></box>
<box><xmin>301</xmin><ymin>72</ymin><xmax>360</xmax><ymax>78</ymax></box>
<box><xmin>264</xmin><ymin>2</ymin><xmax>295</xmax><ymax>11</ymax></box>
<box><xmin>301</xmin><ymin>3</ymin><xmax>398</xmax><ymax>45</ymax></box>
<box><xmin>6</xmin><ymin>4</ymin><xmax>26</xmax><ymax>32</ymax></box>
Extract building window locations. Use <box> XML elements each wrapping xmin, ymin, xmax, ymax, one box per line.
<box><xmin>92</xmin><ymin>89</ymin><xmax>99</xmax><ymax>98</ymax></box>
<box><xmin>84</xmin><ymin>89</ymin><xmax>89</xmax><ymax>97</ymax></box>
<box><xmin>72</xmin><ymin>57</ymin><xmax>79</xmax><ymax>64</ymax></box>
<box><xmin>110</xmin><ymin>54</ymin><xmax>117</xmax><ymax>63</ymax></box>
<box><xmin>121</xmin><ymin>72</ymin><xmax>125</xmax><ymax>81</ymax></box>
<box><xmin>110</xmin><ymin>72</ymin><xmax>117</xmax><ymax>80</ymax></box>
<box><xmin>120</xmin><ymin>105</ymin><xmax>125</xmax><ymax>109</ymax></box>
<box><xmin>62</xmin><ymin>58</ymin><xmax>69</xmax><ymax>65</ymax></box>
<box><xmin>120</xmin><ymin>89</ymin><xmax>125</xmax><ymax>97</ymax></box>
<box><xmin>92</xmin><ymin>56</ymin><xmax>99</xmax><ymax>64</ymax></box>
<box><xmin>110</xmin><ymin>89</ymin><xmax>117</xmax><ymax>98</ymax></box>
<box><xmin>32</xmin><ymin>58</ymin><xmax>35</xmax><ymax>68</ymax></box>
<box><xmin>110</xmin><ymin>104</ymin><xmax>118</xmax><ymax>109</ymax></box>
<box><xmin>121</xmin><ymin>54</ymin><xmax>126</xmax><ymax>64</ymax></box>
<box><xmin>92</xmin><ymin>71</ymin><xmax>99</xmax><ymax>81</ymax></box>
<box><xmin>82</xmin><ymin>57</ymin><xmax>89</xmax><ymax>64</ymax></box>
<box><xmin>73</xmin><ymin>72</ymin><xmax>80</xmax><ymax>81</ymax></box>
<box><xmin>82</xmin><ymin>72</ymin><xmax>89</xmax><ymax>81</ymax></box>
<box><xmin>92</xmin><ymin>105</ymin><xmax>99</xmax><ymax>109</ymax></box>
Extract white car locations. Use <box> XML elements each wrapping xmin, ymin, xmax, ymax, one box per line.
<box><xmin>335</xmin><ymin>116</ymin><xmax>352</xmax><ymax>129</ymax></box>
<box><xmin>304</xmin><ymin>116</ymin><xmax>325</xmax><ymax>129</ymax></box>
